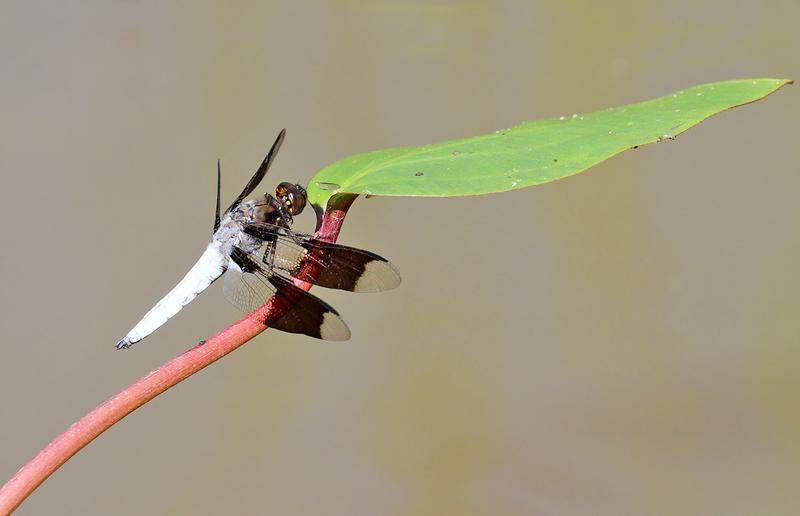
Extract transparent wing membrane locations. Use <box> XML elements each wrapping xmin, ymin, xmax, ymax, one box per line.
<box><xmin>222</xmin><ymin>253</ymin><xmax>350</xmax><ymax>341</ymax></box>
<box><xmin>243</xmin><ymin>222</ymin><xmax>401</xmax><ymax>292</ymax></box>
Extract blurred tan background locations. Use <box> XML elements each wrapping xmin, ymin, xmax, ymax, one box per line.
<box><xmin>1</xmin><ymin>1</ymin><xmax>798</xmax><ymax>514</ymax></box>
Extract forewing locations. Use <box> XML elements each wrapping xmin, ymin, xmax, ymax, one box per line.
<box><xmin>213</xmin><ymin>160</ymin><xmax>222</xmax><ymax>233</ymax></box>
<box><xmin>223</xmin><ymin>248</ymin><xmax>350</xmax><ymax>341</ymax></box>
<box><xmin>242</xmin><ymin>222</ymin><xmax>402</xmax><ymax>292</ymax></box>
<box><xmin>224</xmin><ymin>129</ymin><xmax>286</xmax><ymax>215</ymax></box>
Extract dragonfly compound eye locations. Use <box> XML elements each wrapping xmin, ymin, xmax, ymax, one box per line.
<box><xmin>277</xmin><ymin>182</ymin><xmax>307</xmax><ymax>216</ymax></box>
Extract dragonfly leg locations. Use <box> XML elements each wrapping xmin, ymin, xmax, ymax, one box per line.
<box><xmin>262</xmin><ymin>240</ymin><xmax>277</xmax><ymax>271</ymax></box>
<box><xmin>275</xmin><ymin>208</ymin><xmax>307</xmax><ymax>244</ymax></box>
<box><xmin>279</xmin><ymin>225</ymin><xmax>306</xmax><ymax>245</ymax></box>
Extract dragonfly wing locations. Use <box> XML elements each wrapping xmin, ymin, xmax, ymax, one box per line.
<box><xmin>242</xmin><ymin>222</ymin><xmax>401</xmax><ymax>292</ymax></box>
<box><xmin>224</xmin><ymin>129</ymin><xmax>286</xmax><ymax>215</ymax></box>
<box><xmin>223</xmin><ymin>247</ymin><xmax>350</xmax><ymax>341</ymax></box>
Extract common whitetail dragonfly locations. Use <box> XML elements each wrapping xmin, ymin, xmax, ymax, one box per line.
<box><xmin>116</xmin><ymin>129</ymin><xmax>400</xmax><ymax>349</ymax></box>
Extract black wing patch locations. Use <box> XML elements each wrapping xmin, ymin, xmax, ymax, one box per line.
<box><xmin>241</xmin><ymin>222</ymin><xmax>401</xmax><ymax>292</ymax></box>
<box><xmin>213</xmin><ymin>160</ymin><xmax>222</xmax><ymax>233</ymax></box>
<box><xmin>224</xmin><ymin>246</ymin><xmax>350</xmax><ymax>341</ymax></box>
<box><xmin>224</xmin><ymin>129</ymin><xmax>286</xmax><ymax>216</ymax></box>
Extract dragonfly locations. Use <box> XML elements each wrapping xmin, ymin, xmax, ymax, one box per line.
<box><xmin>116</xmin><ymin>129</ymin><xmax>400</xmax><ymax>349</ymax></box>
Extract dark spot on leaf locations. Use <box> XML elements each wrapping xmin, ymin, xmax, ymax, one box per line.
<box><xmin>415</xmin><ymin>172</ymin><xmax>424</xmax><ymax>177</ymax></box>
<box><xmin>365</xmin><ymin>194</ymin><xmax>374</xmax><ymax>199</ymax></box>
<box><xmin>632</xmin><ymin>145</ymin><xmax>639</xmax><ymax>149</ymax></box>
<box><xmin>553</xmin><ymin>158</ymin><xmax>558</xmax><ymax>162</ymax></box>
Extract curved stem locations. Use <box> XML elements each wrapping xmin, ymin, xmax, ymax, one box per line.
<box><xmin>0</xmin><ymin>194</ymin><xmax>357</xmax><ymax>515</ymax></box>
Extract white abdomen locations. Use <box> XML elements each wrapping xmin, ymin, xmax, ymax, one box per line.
<box><xmin>116</xmin><ymin>241</ymin><xmax>228</xmax><ymax>348</ymax></box>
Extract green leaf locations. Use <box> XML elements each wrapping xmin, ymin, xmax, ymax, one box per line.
<box><xmin>307</xmin><ymin>78</ymin><xmax>792</xmax><ymax>208</ymax></box>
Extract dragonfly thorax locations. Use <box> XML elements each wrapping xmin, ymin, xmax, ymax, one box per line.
<box><xmin>214</xmin><ymin>196</ymin><xmax>290</xmax><ymax>255</ymax></box>
<box><xmin>233</xmin><ymin>198</ymin><xmax>281</xmax><ymax>226</ymax></box>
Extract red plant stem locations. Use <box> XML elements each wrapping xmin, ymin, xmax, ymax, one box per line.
<box><xmin>0</xmin><ymin>194</ymin><xmax>357</xmax><ymax>515</ymax></box>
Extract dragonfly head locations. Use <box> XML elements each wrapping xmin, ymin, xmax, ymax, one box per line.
<box><xmin>276</xmin><ymin>182</ymin><xmax>307</xmax><ymax>217</ymax></box>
